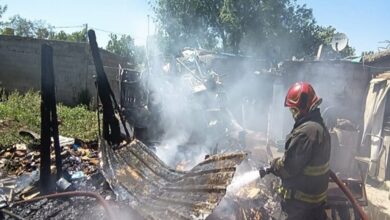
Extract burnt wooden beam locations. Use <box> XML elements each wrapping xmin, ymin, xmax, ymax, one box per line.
<box><xmin>48</xmin><ymin>59</ymin><xmax>62</xmax><ymax>181</ymax></box>
<box><xmin>40</xmin><ymin>44</ymin><xmax>62</xmax><ymax>193</ymax></box>
<box><xmin>40</xmin><ymin>44</ymin><xmax>53</xmax><ymax>192</ymax></box>
<box><xmin>88</xmin><ymin>30</ymin><xmax>127</xmax><ymax>145</ymax></box>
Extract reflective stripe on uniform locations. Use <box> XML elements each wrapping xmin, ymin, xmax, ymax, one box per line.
<box><xmin>277</xmin><ymin>186</ymin><xmax>327</xmax><ymax>203</ymax></box>
<box><xmin>276</xmin><ymin>186</ymin><xmax>292</xmax><ymax>199</ymax></box>
<box><xmin>294</xmin><ymin>189</ymin><xmax>327</xmax><ymax>203</ymax></box>
<box><xmin>303</xmin><ymin>161</ymin><xmax>330</xmax><ymax>176</ymax></box>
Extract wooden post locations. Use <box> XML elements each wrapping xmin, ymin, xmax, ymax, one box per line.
<box><xmin>40</xmin><ymin>44</ymin><xmax>53</xmax><ymax>193</ymax></box>
<box><xmin>47</xmin><ymin>54</ymin><xmax>62</xmax><ymax>180</ymax></box>
<box><xmin>88</xmin><ymin>30</ymin><xmax>122</xmax><ymax>145</ymax></box>
<box><xmin>40</xmin><ymin>44</ymin><xmax>62</xmax><ymax>193</ymax></box>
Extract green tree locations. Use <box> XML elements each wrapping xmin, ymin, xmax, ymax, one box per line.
<box><xmin>1</xmin><ymin>13</ymin><xmax>86</xmax><ymax>42</ymax></box>
<box><xmin>0</xmin><ymin>2</ymin><xmax>6</xmax><ymax>35</ymax></box>
<box><xmin>106</xmin><ymin>33</ymin><xmax>136</xmax><ymax>62</ymax></box>
<box><xmin>153</xmin><ymin>0</ymin><xmax>355</xmax><ymax>60</ymax></box>
<box><xmin>6</xmin><ymin>15</ymin><xmax>35</xmax><ymax>37</ymax></box>
<box><xmin>153</xmin><ymin>0</ymin><xmax>221</xmax><ymax>54</ymax></box>
<box><xmin>49</xmin><ymin>29</ymin><xmax>87</xmax><ymax>42</ymax></box>
<box><xmin>0</xmin><ymin>2</ymin><xmax>6</xmax><ymax>21</ymax></box>
<box><xmin>1</xmin><ymin>15</ymin><xmax>54</xmax><ymax>39</ymax></box>
<box><xmin>51</xmin><ymin>30</ymin><xmax>68</xmax><ymax>41</ymax></box>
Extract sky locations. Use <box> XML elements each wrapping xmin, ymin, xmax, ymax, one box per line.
<box><xmin>1</xmin><ymin>0</ymin><xmax>155</xmax><ymax>48</ymax></box>
<box><xmin>1</xmin><ymin>0</ymin><xmax>389</xmax><ymax>55</ymax></box>
<box><xmin>297</xmin><ymin>0</ymin><xmax>390</xmax><ymax>55</ymax></box>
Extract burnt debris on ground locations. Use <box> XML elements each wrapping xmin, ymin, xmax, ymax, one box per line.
<box><xmin>0</xmin><ymin>31</ymin><xmax>294</xmax><ymax>220</ymax></box>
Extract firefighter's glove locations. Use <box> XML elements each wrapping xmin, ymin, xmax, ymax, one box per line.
<box><xmin>271</xmin><ymin>157</ymin><xmax>282</xmax><ymax>169</ymax></box>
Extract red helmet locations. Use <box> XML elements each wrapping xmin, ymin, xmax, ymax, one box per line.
<box><xmin>285</xmin><ymin>82</ymin><xmax>320</xmax><ymax>117</ymax></box>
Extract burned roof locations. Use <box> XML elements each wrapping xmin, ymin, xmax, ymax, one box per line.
<box><xmin>99</xmin><ymin>138</ymin><xmax>247</xmax><ymax>220</ymax></box>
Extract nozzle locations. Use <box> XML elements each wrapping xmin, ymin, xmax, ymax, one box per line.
<box><xmin>259</xmin><ymin>165</ymin><xmax>272</xmax><ymax>178</ymax></box>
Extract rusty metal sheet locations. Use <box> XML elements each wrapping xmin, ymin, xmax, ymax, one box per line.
<box><xmin>99</xmin><ymin>138</ymin><xmax>246</xmax><ymax>220</ymax></box>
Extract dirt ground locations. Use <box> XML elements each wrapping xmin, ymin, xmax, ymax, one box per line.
<box><xmin>366</xmin><ymin>181</ymin><xmax>390</xmax><ymax>220</ymax></box>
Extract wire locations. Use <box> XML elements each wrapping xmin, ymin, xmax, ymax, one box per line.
<box><xmin>92</xmin><ymin>27</ymin><xmax>128</xmax><ymax>36</ymax></box>
<box><xmin>52</xmin><ymin>25</ymin><xmax>85</xmax><ymax>29</ymax></box>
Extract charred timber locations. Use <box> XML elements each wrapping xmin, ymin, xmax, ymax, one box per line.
<box><xmin>87</xmin><ymin>30</ymin><xmax>130</xmax><ymax>145</ymax></box>
<box><xmin>40</xmin><ymin>44</ymin><xmax>62</xmax><ymax>192</ymax></box>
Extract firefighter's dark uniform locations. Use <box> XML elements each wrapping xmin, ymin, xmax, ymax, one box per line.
<box><xmin>272</xmin><ymin>109</ymin><xmax>331</xmax><ymax>220</ymax></box>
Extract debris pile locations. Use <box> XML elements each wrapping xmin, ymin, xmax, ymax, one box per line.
<box><xmin>0</xmin><ymin>140</ymin><xmax>99</xmax><ymax>178</ymax></box>
<box><xmin>0</xmin><ymin>138</ymin><xmax>101</xmax><ymax>207</ymax></box>
<box><xmin>0</xmin><ymin>138</ymin><xmax>144</xmax><ymax>220</ymax></box>
<box><xmin>208</xmin><ymin>172</ymin><xmax>281</xmax><ymax>220</ymax></box>
<box><xmin>0</xmin><ymin>33</ymin><xmax>281</xmax><ymax>219</ymax></box>
<box><xmin>7</xmin><ymin>172</ymin><xmax>142</xmax><ymax>220</ymax></box>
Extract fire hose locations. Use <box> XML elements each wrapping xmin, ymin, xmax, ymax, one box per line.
<box><xmin>11</xmin><ymin>191</ymin><xmax>115</xmax><ymax>220</ymax></box>
<box><xmin>329</xmin><ymin>170</ymin><xmax>369</xmax><ymax>220</ymax></box>
<box><xmin>259</xmin><ymin>167</ymin><xmax>369</xmax><ymax>220</ymax></box>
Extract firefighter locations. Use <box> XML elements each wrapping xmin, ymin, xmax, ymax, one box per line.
<box><xmin>261</xmin><ymin>82</ymin><xmax>331</xmax><ymax>220</ymax></box>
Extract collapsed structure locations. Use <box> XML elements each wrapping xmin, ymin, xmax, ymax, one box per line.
<box><xmin>0</xmin><ymin>31</ymin><xmax>390</xmax><ymax>219</ymax></box>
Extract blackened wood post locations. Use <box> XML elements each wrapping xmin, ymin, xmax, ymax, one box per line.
<box><xmin>47</xmin><ymin>54</ymin><xmax>62</xmax><ymax>180</ymax></box>
<box><xmin>40</xmin><ymin>44</ymin><xmax>62</xmax><ymax>193</ymax></box>
<box><xmin>88</xmin><ymin>30</ymin><xmax>121</xmax><ymax>144</ymax></box>
<box><xmin>40</xmin><ymin>44</ymin><xmax>53</xmax><ymax>192</ymax></box>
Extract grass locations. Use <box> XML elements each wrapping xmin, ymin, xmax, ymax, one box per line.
<box><xmin>0</xmin><ymin>91</ymin><xmax>98</xmax><ymax>147</ymax></box>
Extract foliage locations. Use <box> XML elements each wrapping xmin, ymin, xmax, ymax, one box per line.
<box><xmin>0</xmin><ymin>2</ymin><xmax>6</xmax><ymax>20</ymax></box>
<box><xmin>0</xmin><ymin>2</ymin><xmax>7</xmax><ymax>30</ymax></box>
<box><xmin>0</xmin><ymin>91</ymin><xmax>98</xmax><ymax>147</ymax></box>
<box><xmin>106</xmin><ymin>33</ymin><xmax>145</xmax><ymax>64</ymax></box>
<box><xmin>1</xmin><ymin>13</ymin><xmax>87</xmax><ymax>42</ymax></box>
<box><xmin>152</xmin><ymin>0</ymin><xmax>355</xmax><ymax>61</ymax></box>
<box><xmin>1</xmin><ymin>15</ymin><xmax>54</xmax><ymax>39</ymax></box>
<box><xmin>57</xmin><ymin>103</ymin><xmax>98</xmax><ymax>141</ymax></box>
<box><xmin>106</xmin><ymin>33</ymin><xmax>136</xmax><ymax>62</ymax></box>
<box><xmin>49</xmin><ymin>29</ymin><xmax>87</xmax><ymax>42</ymax></box>
<box><xmin>152</xmin><ymin>0</ymin><xmax>221</xmax><ymax>54</ymax></box>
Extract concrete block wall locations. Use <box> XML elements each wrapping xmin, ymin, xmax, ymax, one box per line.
<box><xmin>0</xmin><ymin>35</ymin><xmax>127</xmax><ymax>105</ymax></box>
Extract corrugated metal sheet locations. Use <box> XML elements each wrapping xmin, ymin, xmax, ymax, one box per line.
<box><xmin>99</xmin><ymin>138</ymin><xmax>247</xmax><ymax>220</ymax></box>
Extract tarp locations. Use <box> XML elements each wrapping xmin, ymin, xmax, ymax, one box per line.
<box><xmin>362</xmin><ymin>75</ymin><xmax>390</xmax><ymax>179</ymax></box>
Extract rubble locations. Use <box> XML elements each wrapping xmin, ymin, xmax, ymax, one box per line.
<box><xmin>99</xmin><ymin>138</ymin><xmax>248</xmax><ymax>220</ymax></box>
<box><xmin>7</xmin><ymin>173</ymin><xmax>142</xmax><ymax>220</ymax></box>
<box><xmin>0</xmin><ymin>136</ymin><xmax>277</xmax><ymax>220</ymax></box>
<box><xmin>0</xmin><ymin>140</ymin><xmax>98</xmax><ymax>178</ymax></box>
<box><xmin>208</xmin><ymin>174</ymin><xmax>281</xmax><ymax>220</ymax></box>
<box><xmin>0</xmin><ymin>138</ymin><xmax>100</xmax><ymax>208</ymax></box>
